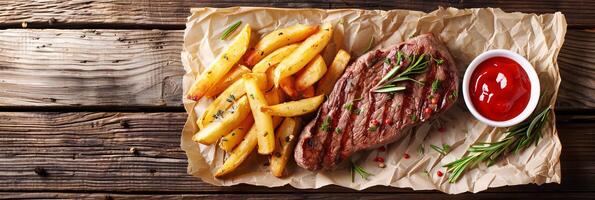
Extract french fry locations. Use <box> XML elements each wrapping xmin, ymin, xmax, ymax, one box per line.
<box><xmin>294</xmin><ymin>54</ymin><xmax>327</xmax><ymax>91</ymax></box>
<box><xmin>214</xmin><ymin>117</ymin><xmax>283</xmax><ymax>178</ymax></box>
<box><xmin>193</xmin><ymin>96</ymin><xmax>251</xmax><ymax>145</ymax></box>
<box><xmin>219</xmin><ymin>116</ymin><xmax>254</xmax><ymax>152</ymax></box>
<box><xmin>252</xmin><ymin>44</ymin><xmax>299</xmax><ymax>73</ymax></box>
<box><xmin>204</xmin><ymin>65</ymin><xmax>251</xmax><ymax>98</ymax></box>
<box><xmin>244</xmin><ymin>73</ymin><xmax>275</xmax><ymax>154</ymax></box>
<box><xmin>270</xmin><ymin>117</ymin><xmax>302</xmax><ymax>177</ymax></box>
<box><xmin>316</xmin><ymin>49</ymin><xmax>351</xmax><ymax>96</ymax></box>
<box><xmin>279</xmin><ymin>76</ymin><xmax>298</xmax><ymax>99</ymax></box>
<box><xmin>245</xmin><ymin>24</ymin><xmax>318</xmax><ymax>66</ymax></box>
<box><xmin>301</xmin><ymin>85</ymin><xmax>315</xmax><ymax>98</ymax></box>
<box><xmin>186</xmin><ymin>24</ymin><xmax>251</xmax><ymax>100</ymax></box>
<box><xmin>261</xmin><ymin>95</ymin><xmax>324</xmax><ymax>117</ymax></box>
<box><xmin>273</xmin><ymin>23</ymin><xmax>333</xmax><ymax>87</ymax></box>
<box><xmin>198</xmin><ymin>73</ymin><xmax>267</xmax><ymax>129</ymax></box>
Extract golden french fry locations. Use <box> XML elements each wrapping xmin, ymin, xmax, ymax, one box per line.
<box><xmin>273</xmin><ymin>23</ymin><xmax>333</xmax><ymax>87</ymax></box>
<box><xmin>316</xmin><ymin>49</ymin><xmax>351</xmax><ymax>96</ymax></box>
<box><xmin>204</xmin><ymin>65</ymin><xmax>251</xmax><ymax>98</ymax></box>
<box><xmin>265</xmin><ymin>87</ymin><xmax>283</xmax><ymax>105</ymax></box>
<box><xmin>301</xmin><ymin>85</ymin><xmax>315</xmax><ymax>98</ymax></box>
<box><xmin>215</xmin><ymin>117</ymin><xmax>283</xmax><ymax>177</ymax></box>
<box><xmin>199</xmin><ymin>73</ymin><xmax>267</xmax><ymax>129</ymax></box>
<box><xmin>193</xmin><ymin>96</ymin><xmax>251</xmax><ymax>145</ymax></box>
<box><xmin>252</xmin><ymin>44</ymin><xmax>300</xmax><ymax>73</ymax></box>
<box><xmin>219</xmin><ymin>116</ymin><xmax>254</xmax><ymax>152</ymax></box>
<box><xmin>279</xmin><ymin>76</ymin><xmax>298</xmax><ymax>99</ymax></box>
<box><xmin>270</xmin><ymin>117</ymin><xmax>302</xmax><ymax>177</ymax></box>
<box><xmin>244</xmin><ymin>73</ymin><xmax>275</xmax><ymax>154</ymax></box>
<box><xmin>187</xmin><ymin>25</ymin><xmax>251</xmax><ymax>100</ymax></box>
<box><xmin>261</xmin><ymin>95</ymin><xmax>324</xmax><ymax>117</ymax></box>
<box><xmin>295</xmin><ymin>54</ymin><xmax>327</xmax><ymax>91</ymax></box>
<box><xmin>245</xmin><ymin>24</ymin><xmax>318</xmax><ymax>66</ymax></box>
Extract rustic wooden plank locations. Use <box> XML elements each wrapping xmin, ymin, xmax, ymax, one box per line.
<box><xmin>0</xmin><ymin>29</ymin><xmax>184</xmax><ymax>107</ymax></box>
<box><xmin>2</xmin><ymin>192</ymin><xmax>595</xmax><ymax>200</ymax></box>
<box><xmin>0</xmin><ymin>29</ymin><xmax>592</xmax><ymax>109</ymax></box>
<box><xmin>0</xmin><ymin>0</ymin><xmax>593</xmax><ymax>28</ymax></box>
<box><xmin>0</xmin><ymin>112</ymin><xmax>593</xmax><ymax>193</ymax></box>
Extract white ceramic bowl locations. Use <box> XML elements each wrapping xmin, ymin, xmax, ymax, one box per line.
<box><xmin>462</xmin><ymin>49</ymin><xmax>540</xmax><ymax>127</ymax></box>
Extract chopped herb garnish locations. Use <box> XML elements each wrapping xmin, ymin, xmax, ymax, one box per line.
<box><xmin>335</xmin><ymin>127</ymin><xmax>342</xmax><ymax>134</ymax></box>
<box><xmin>213</xmin><ymin>110</ymin><xmax>224</xmax><ymax>119</ymax></box>
<box><xmin>321</xmin><ymin>116</ymin><xmax>332</xmax><ymax>132</ymax></box>
<box><xmin>368</xmin><ymin>125</ymin><xmax>378</xmax><ymax>132</ymax></box>
<box><xmin>220</xmin><ymin>21</ymin><xmax>242</xmax><ymax>40</ymax></box>
<box><xmin>351</xmin><ymin>160</ymin><xmax>373</xmax><ymax>181</ymax></box>
<box><xmin>226</xmin><ymin>94</ymin><xmax>236</xmax><ymax>103</ymax></box>
<box><xmin>354</xmin><ymin>108</ymin><xmax>362</xmax><ymax>115</ymax></box>
<box><xmin>374</xmin><ymin>53</ymin><xmax>428</xmax><ymax>93</ymax></box>
<box><xmin>344</xmin><ymin>103</ymin><xmax>354</xmax><ymax>111</ymax></box>
<box><xmin>410</xmin><ymin>114</ymin><xmax>417</xmax><ymax>121</ymax></box>
<box><xmin>444</xmin><ymin>106</ymin><xmax>552</xmax><ymax>183</ymax></box>
<box><xmin>263</xmin><ymin>132</ymin><xmax>268</xmax><ymax>137</ymax></box>
<box><xmin>249</xmin><ymin>94</ymin><xmax>255</xmax><ymax>99</ymax></box>
<box><xmin>430</xmin><ymin>144</ymin><xmax>451</xmax><ymax>156</ymax></box>
<box><xmin>434</xmin><ymin>58</ymin><xmax>444</xmax><ymax>65</ymax></box>
<box><xmin>431</xmin><ymin>80</ymin><xmax>441</xmax><ymax>93</ymax></box>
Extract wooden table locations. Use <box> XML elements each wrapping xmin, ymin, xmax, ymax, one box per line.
<box><xmin>0</xmin><ymin>1</ymin><xmax>593</xmax><ymax>199</ymax></box>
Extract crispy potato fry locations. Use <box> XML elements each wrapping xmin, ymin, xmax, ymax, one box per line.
<box><xmin>219</xmin><ymin>116</ymin><xmax>254</xmax><ymax>152</ymax></box>
<box><xmin>301</xmin><ymin>85</ymin><xmax>315</xmax><ymax>98</ymax></box>
<box><xmin>279</xmin><ymin>76</ymin><xmax>298</xmax><ymax>99</ymax></box>
<box><xmin>295</xmin><ymin>54</ymin><xmax>327</xmax><ymax>91</ymax></box>
<box><xmin>214</xmin><ymin>117</ymin><xmax>283</xmax><ymax>177</ymax></box>
<box><xmin>204</xmin><ymin>65</ymin><xmax>251</xmax><ymax>98</ymax></box>
<box><xmin>252</xmin><ymin>44</ymin><xmax>299</xmax><ymax>73</ymax></box>
<box><xmin>193</xmin><ymin>96</ymin><xmax>251</xmax><ymax>145</ymax></box>
<box><xmin>273</xmin><ymin>23</ymin><xmax>333</xmax><ymax>87</ymax></box>
<box><xmin>261</xmin><ymin>95</ymin><xmax>324</xmax><ymax>117</ymax></box>
<box><xmin>270</xmin><ymin>117</ymin><xmax>302</xmax><ymax>177</ymax></box>
<box><xmin>245</xmin><ymin>24</ymin><xmax>318</xmax><ymax>66</ymax></box>
<box><xmin>199</xmin><ymin>73</ymin><xmax>267</xmax><ymax>129</ymax></box>
<box><xmin>244</xmin><ymin>73</ymin><xmax>275</xmax><ymax>154</ymax></box>
<box><xmin>316</xmin><ymin>49</ymin><xmax>351</xmax><ymax>96</ymax></box>
<box><xmin>187</xmin><ymin>25</ymin><xmax>252</xmax><ymax>100</ymax></box>
<box><xmin>265</xmin><ymin>87</ymin><xmax>283</xmax><ymax>105</ymax></box>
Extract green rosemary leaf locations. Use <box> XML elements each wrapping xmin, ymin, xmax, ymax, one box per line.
<box><xmin>378</xmin><ymin>66</ymin><xmax>401</xmax><ymax>84</ymax></box>
<box><xmin>220</xmin><ymin>21</ymin><xmax>242</xmax><ymax>40</ymax></box>
<box><xmin>374</xmin><ymin>86</ymin><xmax>406</xmax><ymax>93</ymax></box>
<box><xmin>431</xmin><ymin>80</ymin><xmax>441</xmax><ymax>93</ymax></box>
<box><xmin>351</xmin><ymin>160</ymin><xmax>373</xmax><ymax>180</ymax></box>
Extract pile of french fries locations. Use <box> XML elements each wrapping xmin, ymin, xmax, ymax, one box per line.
<box><xmin>187</xmin><ymin>23</ymin><xmax>351</xmax><ymax>178</ymax></box>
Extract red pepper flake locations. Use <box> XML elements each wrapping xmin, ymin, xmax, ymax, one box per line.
<box><xmin>437</xmin><ymin>170</ymin><xmax>444</xmax><ymax>177</ymax></box>
<box><xmin>378</xmin><ymin>146</ymin><xmax>386</xmax><ymax>152</ymax></box>
<box><xmin>438</xmin><ymin>127</ymin><xmax>446</xmax><ymax>132</ymax></box>
<box><xmin>424</xmin><ymin>107</ymin><xmax>432</xmax><ymax>115</ymax></box>
<box><xmin>371</xmin><ymin>119</ymin><xmax>379</xmax><ymax>126</ymax></box>
<box><xmin>384</xmin><ymin>119</ymin><xmax>393</xmax><ymax>126</ymax></box>
<box><xmin>403</xmin><ymin>153</ymin><xmax>410</xmax><ymax>159</ymax></box>
<box><xmin>373</xmin><ymin>156</ymin><xmax>385</xmax><ymax>163</ymax></box>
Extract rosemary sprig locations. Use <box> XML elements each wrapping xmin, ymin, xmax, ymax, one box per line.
<box><xmin>351</xmin><ymin>160</ymin><xmax>373</xmax><ymax>181</ymax></box>
<box><xmin>430</xmin><ymin>144</ymin><xmax>451</xmax><ymax>156</ymax></box>
<box><xmin>374</xmin><ymin>52</ymin><xmax>428</xmax><ymax>93</ymax></box>
<box><xmin>443</xmin><ymin>106</ymin><xmax>552</xmax><ymax>183</ymax></box>
<box><xmin>220</xmin><ymin>21</ymin><xmax>242</xmax><ymax>40</ymax></box>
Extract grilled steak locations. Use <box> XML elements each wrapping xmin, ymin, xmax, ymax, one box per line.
<box><xmin>294</xmin><ymin>33</ymin><xmax>459</xmax><ymax>171</ymax></box>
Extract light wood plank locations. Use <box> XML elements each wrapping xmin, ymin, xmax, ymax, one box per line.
<box><xmin>0</xmin><ymin>112</ymin><xmax>592</xmax><ymax>193</ymax></box>
<box><xmin>0</xmin><ymin>29</ymin><xmax>184</xmax><ymax>107</ymax></box>
<box><xmin>0</xmin><ymin>29</ymin><xmax>592</xmax><ymax>109</ymax></box>
<box><xmin>0</xmin><ymin>1</ymin><xmax>593</xmax><ymax>28</ymax></box>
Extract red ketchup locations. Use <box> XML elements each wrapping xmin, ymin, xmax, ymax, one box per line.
<box><xmin>470</xmin><ymin>57</ymin><xmax>531</xmax><ymax>121</ymax></box>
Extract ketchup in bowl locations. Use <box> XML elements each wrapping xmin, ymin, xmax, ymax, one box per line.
<box><xmin>469</xmin><ymin>56</ymin><xmax>531</xmax><ymax>121</ymax></box>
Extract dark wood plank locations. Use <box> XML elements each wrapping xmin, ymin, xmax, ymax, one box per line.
<box><xmin>0</xmin><ymin>1</ymin><xmax>593</xmax><ymax>28</ymax></box>
<box><xmin>0</xmin><ymin>29</ymin><xmax>184</xmax><ymax>107</ymax></box>
<box><xmin>0</xmin><ymin>112</ymin><xmax>592</xmax><ymax>193</ymax></box>
<box><xmin>2</xmin><ymin>192</ymin><xmax>595</xmax><ymax>200</ymax></box>
<box><xmin>0</xmin><ymin>29</ymin><xmax>592</xmax><ymax>109</ymax></box>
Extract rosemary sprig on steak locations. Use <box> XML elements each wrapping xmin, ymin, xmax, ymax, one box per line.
<box><xmin>374</xmin><ymin>51</ymin><xmax>428</xmax><ymax>93</ymax></box>
<box><xmin>443</xmin><ymin>106</ymin><xmax>552</xmax><ymax>183</ymax></box>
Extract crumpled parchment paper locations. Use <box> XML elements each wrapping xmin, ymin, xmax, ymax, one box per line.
<box><xmin>180</xmin><ymin>7</ymin><xmax>566</xmax><ymax>194</ymax></box>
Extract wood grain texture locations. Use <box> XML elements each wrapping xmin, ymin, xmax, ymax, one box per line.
<box><xmin>0</xmin><ymin>29</ymin><xmax>184</xmax><ymax>107</ymax></box>
<box><xmin>2</xmin><ymin>192</ymin><xmax>595</xmax><ymax>200</ymax></box>
<box><xmin>557</xmin><ymin>30</ymin><xmax>595</xmax><ymax>109</ymax></box>
<box><xmin>0</xmin><ymin>29</ymin><xmax>593</xmax><ymax>109</ymax></box>
<box><xmin>0</xmin><ymin>112</ymin><xmax>593</xmax><ymax>193</ymax></box>
<box><xmin>0</xmin><ymin>0</ymin><xmax>593</xmax><ymax>28</ymax></box>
